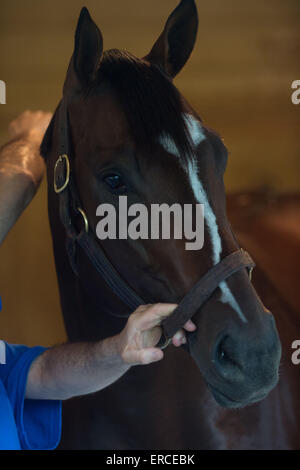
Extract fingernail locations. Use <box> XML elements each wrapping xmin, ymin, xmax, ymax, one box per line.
<box><xmin>152</xmin><ymin>351</ymin><xmax>162</xmax><ymax>361</ymax></box>
<box><xmin>174</xmin><ymin>332</ymin><xmax>182</xmax><ymax>341</ymax></box>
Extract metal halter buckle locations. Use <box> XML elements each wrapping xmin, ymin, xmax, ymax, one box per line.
<box><xmin>159</xmin><ymin>333</ymin><xmax>172</xmax><ymax>350</ymax></box>
<box><xmin>54</xmin><ymin>154</ymin><xmax>70</xmax><ymax>194</ymax></box>
<box><xmin>77</xmin><ymin>207</ymin><xmax>89</xmax><ymax>233</ymax></box>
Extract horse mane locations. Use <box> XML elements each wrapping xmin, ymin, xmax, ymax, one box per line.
<box><xmin>40</xmin><ymin>49</ymin><xmax>194</xmax><ymax>161</ymax></box>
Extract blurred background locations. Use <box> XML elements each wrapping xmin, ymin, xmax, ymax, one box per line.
<box><xmin>0</xmin><ymin>0</ymin><xmax>299</xmax><ymax>346</ymax></box>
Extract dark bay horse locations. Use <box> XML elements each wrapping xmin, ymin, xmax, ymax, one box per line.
<box><xmin>41</xmin><ymin>1</ymin><xmax>299</xmax><ymax>449</ymax></box>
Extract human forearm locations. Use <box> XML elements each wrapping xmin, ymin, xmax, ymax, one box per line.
<box><xmin>26</xmin><ymin>336</ymin><xmax>131</xmax><ymax>400</ymax></box>
<box><xmin>26</xmin><ymin>304</ymin><xmax>196</xmax><ymax>401</ymax></box>
<box><xmin>0</xmin><ymin>137</ymin><xmax>44</xmax><ymax>244</ymax></box>
<box><xmin>0</xmin><ymin>110</ymin><xmax>51</xmax><ymax>245</ymax></box>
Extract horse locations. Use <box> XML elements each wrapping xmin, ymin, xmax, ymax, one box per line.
<box><xmin>41</xmin><ymin>1</ymin><xmax>299</xmax><ymax>449</ymax></box>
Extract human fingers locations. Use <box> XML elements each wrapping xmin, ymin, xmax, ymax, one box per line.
<box><xmin>136</xmin><ymin>303</ymin><xmax>178</xmax><ymax>331</ymax></box>
<box><xmin>123</xmin><ymin>347</ymin><xmax>164</xmax><ymax>365</ymax></box>
<box><xmin>183</xmin><ymin>319</ymin><xmax>197</xmax><ymax>332</ymax></box>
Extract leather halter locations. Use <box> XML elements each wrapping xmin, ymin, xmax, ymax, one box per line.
<box><xmin>54</xmin><ymin>101</ymin><xmax>255</xmax><ymax>348</ymax></box>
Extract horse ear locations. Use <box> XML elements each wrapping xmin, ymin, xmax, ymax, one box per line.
<box><xmin>64</xmin><ymin>7</ymin><xmax>103</xmax><ymax>93</ymax></box>
<box><xmin>144</xmin><ymin>0</ymin><xmax>198</xmax><ymax>78</ymax></box>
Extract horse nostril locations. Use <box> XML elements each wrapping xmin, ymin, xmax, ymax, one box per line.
<box><xmin>212</xmin><ymin>318</ymin><xmax>281</xmax><ymax>387</ymax></box>
<box><xmin>216</xmin><ymin>337</ymin><xmax>227</xmax><ymax>362</ymax></box>
<box><xmin>216</xmin><ymin>336</ymin><xmax>236</xmax><ymax>365</ymax></box>
<box><xmin>213</xmin><ymin>334</ymin><xmax>244</xmax><ymax>381</ymax></box>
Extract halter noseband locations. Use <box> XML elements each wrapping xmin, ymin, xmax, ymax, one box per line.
<box><xmin>53</xmin><ymin>101</ymin><xmax>255</xmax><ymax>349</ymax></box>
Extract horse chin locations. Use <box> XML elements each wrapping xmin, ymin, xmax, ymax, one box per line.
<box><xmin>207</xmin><ymin>381</ymin><xmax>277</xmax><ymax>409</ymax></box>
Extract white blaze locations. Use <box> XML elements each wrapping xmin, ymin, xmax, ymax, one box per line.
<box><xmin>159</xmin><ymin>114</ymin><xmax>246</xmax><ymax>322</ymax></box>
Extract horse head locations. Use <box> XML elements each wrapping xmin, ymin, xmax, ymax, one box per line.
<box><xmin>42</xmin><ymin>0</ymin><xmax>281</xmax><ymax>409</ymax></box>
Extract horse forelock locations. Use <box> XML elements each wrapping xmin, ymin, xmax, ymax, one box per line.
<box><xmin>41</xmin><ymin>49</ymin><xmax>199</xmax><ymax>165</ymax></box>
<box><xmin>88</xmin><ymin>49</ymin><xmax>195</xmax><ymax>161</ymax></box>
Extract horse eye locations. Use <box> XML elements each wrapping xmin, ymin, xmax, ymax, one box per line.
<box><xmin>103</xmin><ymin>174</ymin><xmax>127</xmax><ymax>193</ymax></box>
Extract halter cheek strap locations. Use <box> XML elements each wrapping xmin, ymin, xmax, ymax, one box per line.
<box><xmin>54</xmin><ymin>102</ymin><xmax>145</xmax><ymax>310</ymax></box>
<box><xmin>157</xmin><ymin>249</ymin><xmax>254</xmax><ymax>348</ymax></box>
<box><xmin>53</xmin><ymin>101</ymin><xmax>256</xmax><ymax>349</ymax></box>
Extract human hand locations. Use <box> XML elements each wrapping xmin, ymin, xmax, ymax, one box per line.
<box><xmin>117</xmin><ymin>303</ymin><xmax>196</xmax><ymax>365</ymax></box>
<box><xmin>8</xmin><ymin>110</ymin><xmax>52</xmax><ymax>143</ymax></box>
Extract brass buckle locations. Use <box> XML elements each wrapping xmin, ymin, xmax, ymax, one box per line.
<box><xmin>241</xmin><ymin>248</ymin><xmax>254</xmax><ymax>281</ymax></box>
<box><xmin>77</xmin><ymin>207</ymin><xmax>89</xmax><ymax>233</ymax></box>
<box><xmin>54</xmin><ymin>154</ymin><xmax>70</xmax><ymax>194</ymax></box>
<box><xmin>159</xmin><ymin>333</ymin><xmax>172</xmax><ymax>350</ymax></box>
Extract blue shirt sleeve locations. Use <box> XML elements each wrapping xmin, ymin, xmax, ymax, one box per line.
<box><xmin>0</xmin><ymin>343</ymin><xmax>62</xmax><ymax>450</ymax></box>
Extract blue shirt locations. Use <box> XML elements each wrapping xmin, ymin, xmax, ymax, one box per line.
<box><xmin>0</xmin><ymin>342</ymin><xmax>61</xmax><ymax>450</ymax></box>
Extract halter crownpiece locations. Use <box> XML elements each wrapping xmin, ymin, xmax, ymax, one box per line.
<box><xmin>54</xmin><ymin>101</ymin><xmax>256</xmax><ymax>350</ymax></box>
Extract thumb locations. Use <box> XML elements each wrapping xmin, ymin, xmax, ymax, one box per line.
<box><xmin>125</xmin><ymin>347</ymin><xmax>164</xmax><ymax>365</ymax></box>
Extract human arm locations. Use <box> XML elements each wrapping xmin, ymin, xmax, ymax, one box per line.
<box><xmin>26</xmin><ymin>303</ymin><xmax>196</xmax><ymax>400</ymax></box>
<box><xmin>0</xmin><ymin>111</ymin><xmax>51</xmax><ymax>244</ymax></box>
